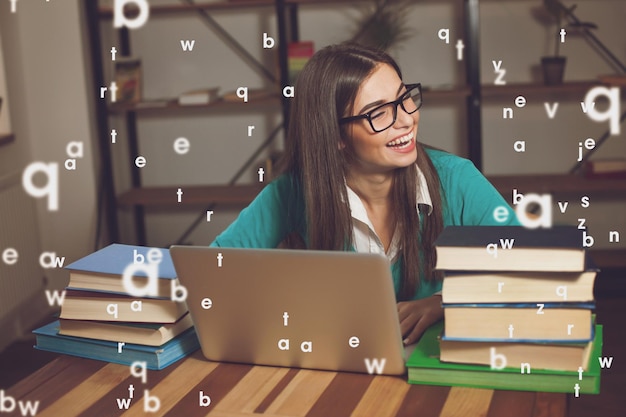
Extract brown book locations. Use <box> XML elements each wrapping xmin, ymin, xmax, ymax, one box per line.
<box><xmin>443</xmin><ymin>303</ymin><xmax>594</xmax><ymax>342</ymax></box>
<box><xmin>59</xmin><ymin>289</ymin><xmax>188</xmax><ymax>323</ymax></box>
<box><xmin>439</xmin><ymin>336</ymin><xmax>594</xmax><ymax>372</ymax></box>
<box><xmin>441</xmin><ymin>268</ymin><xmax>597</xmax><ymax>303</ymax></box>
<box><xmin>58</xmin><ymin>313</ymin><xmax>193</xmax><ymax>346</ymax></box>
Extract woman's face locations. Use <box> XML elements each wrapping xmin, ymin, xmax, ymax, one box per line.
<box><xmin>343</xmin><ymin>63</ymin><xmax>419</xmax><ymax>176</ymax></box>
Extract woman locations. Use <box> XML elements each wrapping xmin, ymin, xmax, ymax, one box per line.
<box><xmin>211</xmin><ymin>43</ymin><xmax>518</xmax><ymax>344</ymax></box>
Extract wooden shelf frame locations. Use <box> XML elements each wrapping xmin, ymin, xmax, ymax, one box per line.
<box><xmin>117</xmin><ymin>184</ymin><xmax>265</xmax><ymax>207</ymax></box>
<box><xmin>108</xmin><ymin>95</ymin><xmax>281</xmax><ymax>115</ymax></box>
<box><xmin>0</xmin><ymin>133</ymin><xmax>15</xmax><ymax>147</ymax></box>
<box><xmin>97</xmin><ymin>0</ymin><xmax>386</xmax><ymax>18</ymax></box>
<box><xmin>488</xmin><ymin>174</ymin><xmax>626</xmax><ymax>198</ymax></box>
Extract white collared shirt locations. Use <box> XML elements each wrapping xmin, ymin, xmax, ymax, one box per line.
<box><xmin>346</xmin><ymin>168</ymin><xmax>433</xmax><ymax>262</ymax></box>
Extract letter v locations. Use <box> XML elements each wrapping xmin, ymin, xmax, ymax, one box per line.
<box><xmin>544</xmin><ymin>102</ymin><xmax>559</xmax><ymax>119</ymax></box>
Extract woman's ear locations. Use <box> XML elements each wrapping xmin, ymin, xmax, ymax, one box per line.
<box><xmin>338</xmin><ymin>140</ymin><xmax>346</xmax><ymax>150</ymax></box>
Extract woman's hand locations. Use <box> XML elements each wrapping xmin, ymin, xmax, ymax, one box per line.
<box><xmin>397</xmin><ymin>295</ymin><xmax>443</xmax><ymax>345</ymax></box>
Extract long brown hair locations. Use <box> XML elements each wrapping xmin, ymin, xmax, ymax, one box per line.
<box><xmin>281</xmin><ymin>43</ymin><xmax>444</xmax><ymax>301</ymax></box>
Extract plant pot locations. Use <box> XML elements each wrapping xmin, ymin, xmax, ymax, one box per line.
<box><xmin>541</xmin><ymin>56</ymin><xmax>567</xmax><ymax>85</ymax></box>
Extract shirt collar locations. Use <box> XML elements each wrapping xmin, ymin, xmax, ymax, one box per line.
<box><xmin>345</xmin><ymin>166</ymin><xmax>433</xmax><ymax>223</ymax></box>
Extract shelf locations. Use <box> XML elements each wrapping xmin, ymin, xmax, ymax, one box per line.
<box><xmin>487</xmin><ymin>174</ymin><xmax>626</xmax><ymax>197</ymax></box>
<box><xmin>423</xmin><ymin>86</ymin><xmax>470</xmax><ymax>101</ymax></box>
<box><xmin>481</xmin><ymin>80</ymin><xmax>603</xmax><ymax>98</ymax></box>
<box><xmin>0</xmin><ymin>133</ymin><xmax>15</xmax><ymax>147</ymax></box>
<box><xmin>108</xmin><ymin>95</ymin><xmax>281</xmax><ymax>115</ymax></box>
<box><xmin>117</xmin><ymin>184</ymin><xmax>265</xmax><ymax>207</ymax></box>
<box><xmin>98</xmin><ymin>0</ymin><xmax>374</xmax><ymax>18</ymax></box>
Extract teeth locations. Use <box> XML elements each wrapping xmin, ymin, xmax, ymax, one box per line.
<box><xmin>386</xmin><ymin>132</ymin><xmax>413</xmax><ymax>147</ymax></box>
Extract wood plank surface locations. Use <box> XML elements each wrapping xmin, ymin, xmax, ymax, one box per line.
<box><xmin>6</xmin><ymin>355</ymin><xmax>568</xmax><ymax>417</ymax></box>
<box><xmin>487</xmin><ymin>390</ymin><xmax>536</xmax><ymax>417</ymax></box>
<box><xmin>305</xmin><ymin>372</ymin><xmax>374</xmax><ymax>417</ymax></box>
<box><xmin>34</xmin><ymin>363</ymin><xmax>129</xmax><ymax>417</ymax></box>
<box><xmin>119</xmin><ymin>355</ymin><xmax>218</xmax><ymax>416</ymax></box>
<box><xmin>263</xmin><ymin>369</ymin><xmax>336</xmax><ymax>416</ymax></box>
<box><xmin>394</xmin><ymin>384</ymin><xmax>451</xmax><ymax>417</ymax></box>
<box><xmin>439</xmin><ymin>387</ymin><xmax>494</xmax><ymax>417</ymax></box>
<box><xmin>213</xmin><ymin>366</ymin><xmax>294</xmax><ymax>414</ymax></box>
<box><xmin>350</xmin><ymin>376</ymin><xmax>412</xmax><ymax>417</ymax></box>
<box><xmin>163</xmin><ymin>362</ymin><xmax>251</xmax><ymax>417</ymax></box>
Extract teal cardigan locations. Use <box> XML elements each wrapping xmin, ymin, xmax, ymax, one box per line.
<box><xmin>211</xmin><ymin>148</ymin><xmax>519</xmax><ymax>299</ymax></box>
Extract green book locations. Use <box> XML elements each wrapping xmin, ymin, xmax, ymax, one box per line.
<box><xmin>406</xmin><ymin>322</ymin><xmax>602</xmax><ymax>394</ymax></box>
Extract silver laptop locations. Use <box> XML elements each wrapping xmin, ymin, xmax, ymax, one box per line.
<box><xmin>170</xmin><ymin>246</ymin><xmax>406</xmax><ymax>375</ymax></box>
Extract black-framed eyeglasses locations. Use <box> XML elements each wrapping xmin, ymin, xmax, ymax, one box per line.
<box><xmin>339</xmin><ymin>83</ymin><xmax>422</xmax><ymax>133</ymax></box>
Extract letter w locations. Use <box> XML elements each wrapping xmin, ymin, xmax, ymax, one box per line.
<box><xmin>117</xmin><ymin>398</ymin><xmax>132</xmax><ymax>409</ymax></box>
<box><xmin>45</xmin><ymin>290</ymin><xmax>66</xmax><ymax>307</ymax></box>
<box><xmin>180</xmin><ymin>40</ymin><xmax>195</xmax><ymax>51</ymax></box>
<box><xmin>499</xmin><ymin>238</ymin><xmax>515</xmax><ymax>249</ymax></box>
<box><xmin>18</xmin><ymin>400</ymin><xmax>40</xmax><ymax>416</ymax></box>
<box><xmin>364</xmin><ymin>358</ymin><xmax>386</xmax><ymax>374</ymax></box>
<box><xmin>598</xmin><ymin>356</ymin><xmax>613</xmax><ymax>368</ymax></box>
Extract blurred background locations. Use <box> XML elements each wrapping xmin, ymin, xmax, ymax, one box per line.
<box><xmin>0</xmin><ymin>1</ymin><xmax>624</xmax><ymax>414</ymax></box>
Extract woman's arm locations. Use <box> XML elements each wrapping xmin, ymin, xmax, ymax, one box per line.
<box><xmin>210</xmin><ymin>175</ymin><xmax>305</xmax><ymax>249</ymax></box>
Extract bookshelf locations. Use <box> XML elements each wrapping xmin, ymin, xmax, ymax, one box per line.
<box><xmin>0</xmin><ymin>133</ymin><xmax>14</xmax><ymax>147</ymax></box>
<box><xmin>86</xmin><ymin>0</ymin><xmax>625</xmax><ymax>251</ymax></box>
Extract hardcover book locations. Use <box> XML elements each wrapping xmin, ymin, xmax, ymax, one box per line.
<box><xmin>441</xmin><ymin>267</ymin><xmax>597</xmax><ymax>303</ymax></box>
<box><xmin>442</xmin><ymin>302</ymin><xmax>594</xmax><ymax>342</ymax></box>
<box><xmin>59</xmin><ymin>289</ymin><xmax>188</xmax><ymax>323</ymax></box>
<box><xmin>58</xmin><ymin>313</ymin><xmax>193</xmax><ymax>346</ymax></box>
<box><xmin>407</xmin><ymin>322</ymin><xmax>602</xmax><ymax>394</ymax></box>
<box><xmin>34</xmin><ymin>320</ymin><xmax>200</xmax><ymax>370</ymax></box>
<box><xmin>434</xmin><ymin>226</ymin><xmax>585</xmax><ymax>272</ymax></box>
<box><xmin>65</xmin><ymin>243</ymin><xmax>179</xmax><ymax>298</ymax></box>
<box><xmin>439</xmin><ymin>335</ymin><xmax>594</xmax><ymax>372</ymax></box>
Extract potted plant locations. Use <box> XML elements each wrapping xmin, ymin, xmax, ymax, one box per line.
<box><xmin>349</xmin><ymin>0</ymin><xmax>413</xmax><ymax>51</ymax></box>
<box><xmin>539</xmin><ymin>0</ymin><xmax>575</xmax><ymax>85</ymax></box>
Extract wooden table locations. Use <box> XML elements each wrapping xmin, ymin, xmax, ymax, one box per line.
<box><xmin>6</xmin><ymin>351</ymin><xmax>567</xmax><ymax>417</ymax></box>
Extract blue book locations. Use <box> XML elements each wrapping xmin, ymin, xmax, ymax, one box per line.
<box><xmin>33</xmin><ymin>320</ymin><xmax>200</xmax><ymax>370</ymax></box>
<box><xmin>65</xmin><ymin>243</ymin><xmax>179</xmax><ymax>298</ymax></box>
<box><xmin>443</xmin><ymin>302</ymin><xmax>595</xmax><ymax>342</ymax></box>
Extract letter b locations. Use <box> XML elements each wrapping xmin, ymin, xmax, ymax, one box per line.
<box><xmin>263</xmin><ymin>33</ymin><xmax>275</xmax><ymax>49</ymax></box>
<box><xmin>199</xmin><ymin>391</ymin><xmax>211</xmax><ymax>407</ymax></box>
<box><xmin>143</xmin><ymin>390</ymin><xmax>160</xmax><ymax>412</ymax></box>
<box><xmin>490</xmin><ymin>347</ymin><xmax>507</xmax><ymax>370</ymax></box>
<box><xmin>0</xmin><ymin>390</ymin><xmax>16</xmax><ymax>412</ymax></box>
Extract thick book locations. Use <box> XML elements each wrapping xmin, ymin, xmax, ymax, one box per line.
<box><xmin>440</xmin><ymin>335</ymin><xmax>594</xmax><ymax>372</ymax></box>
<box><xmin>407</xmin><ymin>322</ymin><xmax>602</xmax><ymax>394</ymax></box>
<box><xmin>65</xmin><ymin>243</ymin><xmax>179</xmax><ymax>298</ymax></box>
<box><xmin>443</xmin><ymin>302</ymin><xmax>594</xmax><ymax>342</ymax></box>
<box><xmin>58</xmin><ymin>313</ymin><xmax>193</xmax><ymax>346</ymax></box>
<box><xmin>441</xmin><ymin>267</ymin><xmax>597</xmax><ymax>303</ymax></box>
<box><xmin>34</xmin><ymin>320</ymin><xmax>200</xmax><ymax>370</ymax></box>
<box><xmin>434</xmin><ymin>226</ymin><xmax>585</xmax><ymax>272</ymax></box>
<box><xmin>59</xmin><ymin>289</ymin><xmax>188</xmax><ymax>323</ymax></box>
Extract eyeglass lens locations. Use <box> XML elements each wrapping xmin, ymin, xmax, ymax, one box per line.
<box><xmin>370</xmin><ymin>87</ymin><xmax>421</xmax><ymax>132</ymax></box>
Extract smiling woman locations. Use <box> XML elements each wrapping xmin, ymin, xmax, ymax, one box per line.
<box><xmin>210</xmin><ymin>42</ymin><xmax>519</xmax><ymax>344</ymax></box>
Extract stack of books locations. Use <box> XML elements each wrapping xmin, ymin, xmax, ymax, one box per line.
<box><xmin>288</xmin><ymin>41</ymin><xmax>314</xmax><ymax>84</ymax></box>
<box><xmin>407</xmin><ymin>226</ymin><xmax>602</xmax><ymax>394</ymax></box>
<box><xmin>34</xmin><ymin>244</ymin><xmax>199</xmax><ymax>370</ymax></box>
